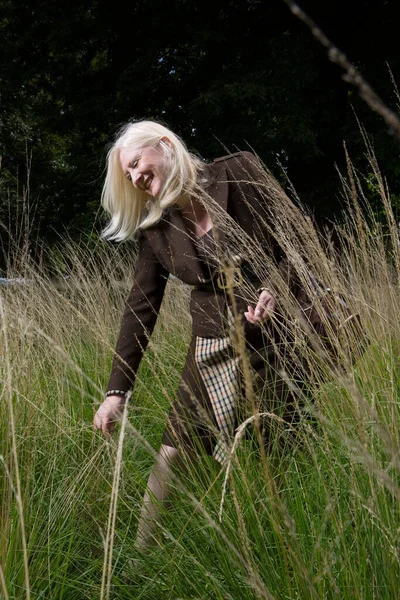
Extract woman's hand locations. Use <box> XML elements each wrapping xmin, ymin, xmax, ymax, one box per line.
<box><xmin>244</xmin><ymin>290</ymin><xmax>275</xmax><ymax>324</ymax></box>
<box><xmin>93</xmin><ymin>395</ymin><xmax>126</xmax><ymax>436</ymax></box>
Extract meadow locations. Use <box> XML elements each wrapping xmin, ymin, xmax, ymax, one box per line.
<box><xmin>1</xmin><ymin>152</ymin><xmax>400</xmax><ymax>600</ymax></box>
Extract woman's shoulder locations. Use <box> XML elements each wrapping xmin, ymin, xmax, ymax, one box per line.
<box><xmin>213</xmin><ymin>150</ymin><xmax>256</xmax><ymax>165</ymax></box>
<box><xmin>212</xmin><ymin>151</ymin><xmax>262</xmax><ymax>180</ymax></box>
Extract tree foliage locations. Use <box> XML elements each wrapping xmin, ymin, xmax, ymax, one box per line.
<box><xmin>0</xmin><ymin>0</ymin><xmax>399</xmax><ymax>252</ymax></box>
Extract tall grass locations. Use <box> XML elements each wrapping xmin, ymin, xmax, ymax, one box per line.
<box><xmin>1</xmin><ymin>150</ymin><xmax>400</xmax><ymax>599</ymax></box>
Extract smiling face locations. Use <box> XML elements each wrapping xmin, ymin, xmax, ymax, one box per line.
<box><xmin>119</xmin><ymin>143</ymin><xmax>170</xmax><ymax>199</ymax></box>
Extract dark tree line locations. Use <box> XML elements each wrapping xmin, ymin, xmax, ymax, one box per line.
<box><xmin>0</xmin><ymin>0</ymin><xmax>399</xmax><ymax>252</ymax></box>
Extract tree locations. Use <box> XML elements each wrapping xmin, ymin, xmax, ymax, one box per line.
<box><xmin>1</xmin><ymin>0</ymin><xmax>399</xmax><ymax>252</ymax></box>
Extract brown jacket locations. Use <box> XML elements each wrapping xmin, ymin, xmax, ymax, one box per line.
<box><xmin>107</xmin><ymin>151</ymin><xmax>277</xmax><ymax>394</ymax></box>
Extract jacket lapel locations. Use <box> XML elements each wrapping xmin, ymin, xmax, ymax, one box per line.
<box><xmin>201</xmin><ymin>161</ymin><xmax>229</xmax><ymax>256</ymax></box>
<box><xmin>163</xmin><ymin>207</ymin><xmax>206</xmax><ymax>281</ymax></box>
<box><xmin>203</xmin><ymin>161</ymin><xmax>228</xmax><ymax>212</ymax></box>
<box><xmin>148</xmin><ymin>161</ymin><xmax>230</xmax><ymax>284</ymax></box>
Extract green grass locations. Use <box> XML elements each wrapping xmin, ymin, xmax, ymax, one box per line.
<box><xmin>1</xmin><ymin>272</ymin><xmax>399</xmax><ymax>599</ymax></box>
<box><xmin>2</xmin><ymin>168</ymin><xmax>400</xmax><ymax>599</ymax></box>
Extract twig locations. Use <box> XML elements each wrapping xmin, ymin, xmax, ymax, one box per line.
<box><xmin>0</xmin><ymin>561</ymin><xmax>9</xmax><ymax>600</ymax></box>
<box><xmin>0</xmin><ymin>298</ymin><xmax>31</xmax><ymax>600</ymax></box>
<box><xmin>100</xmin><ymin>391</ymin><xmax>131</xmax><ymax>600</ymax></box>
<box><xmin>219</xmin><ymin>412</ymin><xmax>291</xmax><ymax>523</ymax></box>
<box><xmin>282</xmin><ymin>0</ymin><xmax>400</xmax><ymax>139</ymax></box>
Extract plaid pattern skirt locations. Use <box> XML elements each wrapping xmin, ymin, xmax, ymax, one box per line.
<box><xmin>162</xmin><ymin>318</ymin><xmax>293</xmax><ymax>464</ymax></box>
<box><xmin>195</xmin><ymin>334</ymin><xmax>240</xmax><ymax>463</ymax></box>
<box><xmin>162</xmin><ymin>332</ymin><xmax>238</xmax><ymax>464</ymax></box>
<box><xmin>162</xmin><ymin>318</ymin><xmax>297</xmax><ymax>464</ymax></box>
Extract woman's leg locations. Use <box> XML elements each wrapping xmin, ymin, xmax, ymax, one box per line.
<box><xmin>136</xmin><ymin>338</ymin><xmax>217</xmax><ymax>549</ymax></box>
<box><xmin>136</xmin><ymin>444</ymin><xmax>184</xmax><ymax>549</ymax></box>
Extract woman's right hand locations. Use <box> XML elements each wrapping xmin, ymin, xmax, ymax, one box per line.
<box><xmin>93</xmin><ymin>395</ymin><xmax>126</xmax><ymax>436</ymax></box>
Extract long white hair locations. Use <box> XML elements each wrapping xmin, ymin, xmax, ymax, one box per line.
<box><xmin>101</xmin><ymin>120</ymin><xmax>205</xmax><ymax>241</ymax></box>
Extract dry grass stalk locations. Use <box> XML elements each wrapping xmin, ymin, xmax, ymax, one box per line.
<box><xmin>0</xmin><ymin>297</ymin><xmax>31</xmax><ymax>600</ymax></box>
<box><xmin>282</xmin><ymin>0</ymin><xmax>400</xmax><ymax>139</ymax></box>
<box><xmin>100</xmin><ymin>392</ymin><xmax>131</xmax><ymax>600</ymax></box>
<box><xmin>1</xmin><ymin>139</ymin><xmax>400</xmax><ymax>597</ymax></box>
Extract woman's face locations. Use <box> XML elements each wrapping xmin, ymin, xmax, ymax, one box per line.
<box><xmin>119</xmin><ymin>142</ymin><xmax>170</xmax><ymax>199</ymax></box>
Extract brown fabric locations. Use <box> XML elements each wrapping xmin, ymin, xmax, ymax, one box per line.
<box><xmin>107</xmin><ymin>151</ymin><xmax>277</xmax><ymax>394</ymax></box>
<box><xmin>162</xmin><ymin>335</ymin><xmax>219</xmax><ymax>456</ymax></box>
<box><xmin>195</xmin><ymin>328</ymin><xmax>239</xmax><ymax>464</ymax></box>
<box><xmin>278</xmin><ymin>258</ymin><xmax>367</xmax><ymax>365</ymax></box>
<box><xmin>162</xmin><ymin>326</ymin><xmax>303</xmax><ymax>459</ymax></box>
<box><xmin>105</xmin><ymin>151</ymin><xmax>307</xmax><ymax>457</ymax></box>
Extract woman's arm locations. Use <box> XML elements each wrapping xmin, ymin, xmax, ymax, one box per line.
<box><xmin>244</xmin><ymin>289</ymin><xmax>276</xmax><ymax>324</ymax></box>
<box><xmin>225</xmin><ymin>152</ymin><xmax>282</xmax><ymax>324</ymax></box>
<box><xmin>93</xmin><ymin>394</ymin><xmax>126</xmax><ymax>435</ymax></box>
<box><xmin>94</xmin><ymin>233</ymin><xmax>168</xmax><ymax>434</ymax></box>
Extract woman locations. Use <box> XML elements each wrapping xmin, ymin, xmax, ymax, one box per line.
<box><xmin>93</xmin><ymin>120</ymin><xmax>284</xmax><ymax>547</ymax></box>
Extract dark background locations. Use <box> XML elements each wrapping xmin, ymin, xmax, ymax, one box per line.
<box><xmin>1</xmin><ymin>0</ymin><xmax>399</xmax><ymax>255</ymax></box>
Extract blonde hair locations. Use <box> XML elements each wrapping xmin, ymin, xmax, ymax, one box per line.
<box><xmin>101</xmin><ymin>120</ymin><xmax>205</xmax><ymax>241</ymax></box>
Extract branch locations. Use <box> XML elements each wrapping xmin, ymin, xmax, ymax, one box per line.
<box><xmin>282</xmin><ymin>0</ymin><xmax>400</xmax><ymax>139</ymax></box>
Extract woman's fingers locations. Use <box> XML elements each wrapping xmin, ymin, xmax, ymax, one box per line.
<box><xmin>93</xmin><ymin>395</ymin><xmax>125</xmax><ymax>436</ymax></box>
<box><xmin>244</xmin><ymin>305</ymin><xmax>257</xmax><ymax>324</ymax></box>
<box><xmin>244</xmin><ymin>291</ymin><xmax>275</xmax><ymax>324</ymax></box>
<box><xmin>93</xmin><ymin>410</ymin><xmax>113</xmax><ymax>435</ymax></box>
<box><xmin>255</xmin><ymin>290</ymin><xmax>275</xmax><ymax>319</ymax></box>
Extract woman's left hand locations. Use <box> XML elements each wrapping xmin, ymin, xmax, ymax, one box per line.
<box><xmin>244</xmin><ymin>290</ymin><xmax>275</xmax><ymax>324</ymax></box>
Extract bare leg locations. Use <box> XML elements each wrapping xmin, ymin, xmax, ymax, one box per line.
<box><xmin>136</xmin><ymin>444</ymin><xmax>185</xmax><ymax>550</ymax></box>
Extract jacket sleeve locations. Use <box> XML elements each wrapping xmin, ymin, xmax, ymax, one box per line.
<box><xmin>106</xmin><ymin>232</ymin><xmax>169</xmax><ymax>394</ymax></box>
<box><xmin>225</xmin><ymin>151</ymin><xmax>284</xmax><ymax>289</ymax></box>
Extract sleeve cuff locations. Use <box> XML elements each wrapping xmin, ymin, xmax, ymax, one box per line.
<box><xmin>105</xmin><ymin>389</ymin><xmax>129</xmax><ymax>398</ymax></box>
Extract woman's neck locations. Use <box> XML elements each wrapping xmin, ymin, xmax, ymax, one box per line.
<box><xmin>182</xmin><ymin>198</ymin><xmax>212</xmax><ymax>238</ymax></box>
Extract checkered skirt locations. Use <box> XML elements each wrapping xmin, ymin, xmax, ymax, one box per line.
<box><xmin>195</xmin><ymin>334</ymin><xmax>240</xmax><ymax>464</ymax></box>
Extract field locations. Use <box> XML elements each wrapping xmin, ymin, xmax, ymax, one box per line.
<box><xmin>1</xmin><ymin>163</ymin><xmax>400</xmax><ymax>600</ymax></box>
